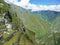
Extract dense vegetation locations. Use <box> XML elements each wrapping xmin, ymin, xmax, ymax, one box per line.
<box><xmin>0</xmin><ymin>0</ymin><xmax>60</xmax><ymax>45</ymax></box>
<box><xmin>0</xmin><ymin>0</ymin><xmax>36</xmax><ymax>45</ymax></box>
<box><xmin>10</xmin><ymin>3</ymin><xmax>60</xmax><ymax>45</ymax></box>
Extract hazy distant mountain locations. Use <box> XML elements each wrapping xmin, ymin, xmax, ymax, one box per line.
<box><xmin>31</xmin><ymin>10</ymin><xmax>60</xmax><ymax>22</ymax></box>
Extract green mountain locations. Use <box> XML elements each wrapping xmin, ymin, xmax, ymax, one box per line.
<box><xmin>31</xmin><ymin>10</ymin><xmax>60</xmax><ymax>22</ymax></box>
<box><xmin>10</xmin><ymin>4</ymin><xmax>51</xmax><ymax>39</ymax></box>
<box><xmin>10</xmin><ymin>4</ymin><xmax>60</xmax><ymax>45</ymax></box>
<box><xmin>0</xmin><ymin>0</ymin><xmax>60</xmax><ymax>45</ymax></box>
<box><xmin>0</xmin><ymin>0</ymin><xmax>37</xmax><ymax>45</ymax></box>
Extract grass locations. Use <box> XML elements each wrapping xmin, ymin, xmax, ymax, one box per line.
<box><xmin>0</xmin><ymin>24</ymin><xmax>6</xmax><ymax>29</ymax></box>
<box><xmin>1</xmin><ymin>0</ymin><xmax>38</xmax><ymax>45</ymax></box>
<box><xmin>19</xmin><ymin>34</ymin><xmax>34</xmax><ymax>45</ymax></box>
<box><xmin>3</xmin><ymin>31</ymin><xmax>20</xmax><ymax>45</ymax></box>
<box><xmin>10</xmin><ymin>4</ymin><xmax>51</xmax><ymax>40</ymax></box>
<box><xmin>2</xmin><ymin>30</ymin><xmax>14</xmax><ymax>39</ymax></box>
<box><xmin>0</xmin><ymin>1</ymin><xmax>60</xmax><ymax>45</ymax></box>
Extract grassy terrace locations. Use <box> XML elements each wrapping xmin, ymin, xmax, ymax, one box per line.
<box><xmin>0</xmin><ymin>0</ymin><xmax>37</xmax><ymax>45</ymax></box>
<box><xmin>0</xmin><ymin>0</ymin><xmax>60</xmax><ymax>45</ymax></box>
<box><xmin>19</xmin><ymin>34</ymin><xmax>34</xmax><ymax>45</ymax></box>
<box><xmin>3</xmin><ymin>30</ymin><xmax>36</xmax><ymax>45</ymax></box>
<box><xmin>10</xmin><ymin>4</ymin><xmax>51</xmax><ymax>39</ymax></box>
<box><xmin>3</xmin><ymin>31</ymin><xmax>20</xmax><ymax>45</ymax></box>
<box><xmin>2</xmin><ymin>30</ymin><xmax>14</xmax><ymax>39</ymax></box>
<box><xmin>0</xmin><ymin>24</ymin><xmax>6</xmax><ymax>29</ymax></box>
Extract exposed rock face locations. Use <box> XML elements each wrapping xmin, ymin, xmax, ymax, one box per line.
<box><xmin>0</xmin><ymin>0</ymin><xmax>36</xmax><ymax>45</ymax></box>
<box><xmin>6</xmin><ymin>24</ymin><xmax>12</xmax><ymax>30</ymax></box>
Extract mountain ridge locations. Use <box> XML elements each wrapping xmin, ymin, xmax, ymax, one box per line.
<box><xmin>30</xmin><ymin>10</ymin><xmax>60</xmax><ymax>22</ymax></box>
<box><xmin>0</xmin><ymin>0</ymin><xmax>60</xmax><ymax>45</ymax></box>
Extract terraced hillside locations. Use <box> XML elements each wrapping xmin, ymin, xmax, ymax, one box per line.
<box><xmin>10</xmin><ymin>4</ymin><xmax>60</xmax><ymax>45</ymax></box>
<box><xmin>10</xmin><ymin>4</ymin><xmax>51</xmax><ymax>39</ymax></box>
<box><xmin>0</xmin><ymin>0</ymin><xmax>37</xmax><ymax>45</ymax></box>
<box><xmin>0</xmin><ymin>0</ymin><xmax>60</xmax><ymax>45</ymax></box>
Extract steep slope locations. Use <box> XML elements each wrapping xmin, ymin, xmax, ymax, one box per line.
<box><xmin>1</xmin><ymin>0</ymin><xmax>60</xmax><ymax>45</ymax></box>
<box><xmin>47</xmin><ymin>17</ymin><xmax>60</xmax><ymax>45</ymax></box>
<box><xmin>0</xmin><ymin>0</ymin><xmax>36</xmax><ymax>45</ymax></box>
<box><xmin>10</xmin><ymin>4</ymin><xmax>51</xmax><ymax>40</ymax></box>
<box><xmin>10</xmin><ymin>4</ymin><xmax>60</xmax><ymax>45</ymax></box>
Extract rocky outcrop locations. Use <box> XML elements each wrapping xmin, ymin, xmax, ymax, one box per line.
<box><xmin>0</xmin><ymin>0</ymin><xmax>37</xmax><ymax>45</ymax></box>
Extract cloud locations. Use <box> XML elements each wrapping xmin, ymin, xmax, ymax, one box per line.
<box><xmin>5</xmin><ymin>0</ymin><xmax>29</xmax><ymax>7</ymax></box>
<box><xmin>26</xmin><ymin>4</ymin><xmax>60</xmax><ymax>11</ymax></box>
<box><xmin>5</xmin><ymin>0</ymin><xmax>17</xmax><ymax>3</ymax></box>
<box><xmin>5</xmin><ymin>0</ymin><xmax>60</xmax><ymax>12</ymax></box>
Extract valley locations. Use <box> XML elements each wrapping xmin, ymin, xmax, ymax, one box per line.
<box><xmin>0</xmin><ymin>0</ymin><xmax>60</xmax><ymax>45</ymax></box>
